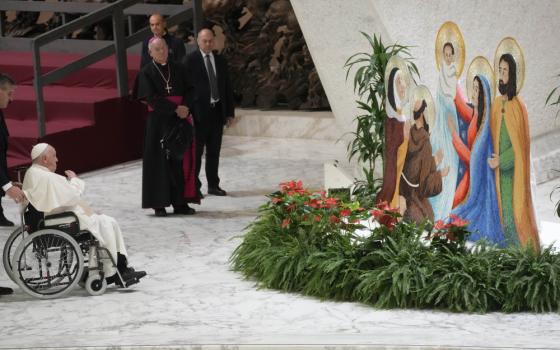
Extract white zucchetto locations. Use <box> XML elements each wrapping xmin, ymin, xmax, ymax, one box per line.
<box><xmin>31</xmin><ymin>143</ymin><xmax>49</xmax><ymax>161</ymax></box>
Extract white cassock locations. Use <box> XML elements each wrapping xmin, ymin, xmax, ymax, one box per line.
<box><xmin>22</xmin><ymin>164</ymin><xmax>127</xmax><ymax>276</ymax></box>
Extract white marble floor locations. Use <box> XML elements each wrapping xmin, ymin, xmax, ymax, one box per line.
<box><xmin>1</xmin><ymin>135</ymin><xmax>560</xmax><ymax>350</ymax></box>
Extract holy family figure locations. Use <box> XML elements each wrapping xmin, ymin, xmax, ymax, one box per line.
<box><xmin>377</xmin><ymin>21</ymin><xmax>539</xmax><ymax>249</ymax></box>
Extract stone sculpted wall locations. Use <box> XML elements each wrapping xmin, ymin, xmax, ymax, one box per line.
<box><xmin>203</xmin><ymin>0</ymin><xmax>329</xmax><ymax>110</ymax></box>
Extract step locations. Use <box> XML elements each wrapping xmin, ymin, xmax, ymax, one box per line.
<box><xmin>5</xmin><ymin>85</ymin><xmax>118</xmax><ymax>122</ymax></box>
<box><xmin>6</xmin><ymin>118</ymin><xmax>96</xmax><ymax>169</ymax></box>
<box><xmin>224</xmin><ymin>108</ymin><xmax>340</xmax><ymax>140</ymax></box>
<box><xmin>0</xmin><ymin>51</ymin><xmax>141</xmax><ymax>89</ymax></box>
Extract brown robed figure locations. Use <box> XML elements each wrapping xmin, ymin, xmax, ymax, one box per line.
<box><xmin>400</xmin><ymin>98</ymin><xmax>447</xmax><ymax>224</ymax></box>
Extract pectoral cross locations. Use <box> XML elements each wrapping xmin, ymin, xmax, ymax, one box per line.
<box><xmin>165</xmin><ymin>83</ymin><xmax>172</xmax><ymax>94</ymax></box>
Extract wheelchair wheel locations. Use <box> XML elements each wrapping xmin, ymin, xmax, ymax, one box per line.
<box><xmin>85</xmin><ymin>274</ymin><xmax>107</xmax><ymax>296</ymax></box>
<box><xmin>11</xmin><ymin>229</ymin><xmax>84</xmax><ymax>299</ymax></box>
<box><xmin>2</xmin><ymin>226</ymin><xmax>28</xmax><ymax>283</ymax></box>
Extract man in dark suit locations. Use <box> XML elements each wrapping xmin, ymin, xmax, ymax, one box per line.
<box><xmin>140</xmin><ymin>13</ymin><xmax>186</xmax><ymax>68</ymax></box>
<box><xmin>183</xmin><ymin>28</ymin><xmax>234</xmax><ymax>196</ymax></box>
<box><xmin>0</xmin><ymin>73</ymin><xmax>26</xmax><ymax>296</ymax></box>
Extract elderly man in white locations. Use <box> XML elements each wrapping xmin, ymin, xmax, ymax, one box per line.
<box><xmin>22</xmin><ymin>143</ymin><xmax>146</xmax><ymax>286</ymax></box>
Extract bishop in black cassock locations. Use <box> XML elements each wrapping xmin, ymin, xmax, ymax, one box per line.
<box><xmin>134</xmin><ymin>37</ymin><xmax>199</xmax><ymax>217</ymax></box>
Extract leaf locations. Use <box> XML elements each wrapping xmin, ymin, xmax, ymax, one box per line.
<box><xmin>545</xmin><ymin>86</ymin><xmax>559</xmax><ymax>106</ymax></box>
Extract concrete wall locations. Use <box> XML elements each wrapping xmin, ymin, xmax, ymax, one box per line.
<box><xmin>291</xmin><ymin>0</ymin><xmax>560</xmax><ymax>183</ymax></box>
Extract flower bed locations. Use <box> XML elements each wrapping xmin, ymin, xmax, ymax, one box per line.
<box><xmin>231</xmin><ymin>181</ymin><xmax>560</xmax><ymax>313</ymax></box>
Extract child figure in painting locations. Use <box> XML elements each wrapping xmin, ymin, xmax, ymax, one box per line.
<box><xmin>429</xmin><ymin>42</ymin><xmax>460</xmax><ymax>222</ymax></box>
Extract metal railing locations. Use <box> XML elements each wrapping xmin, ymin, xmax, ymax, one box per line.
<box><xmin>0</xmin><ymin>0</ymin><xmax>203</xmax><ymax>138</ymax></box>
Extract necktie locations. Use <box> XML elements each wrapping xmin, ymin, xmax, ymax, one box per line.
<box><xmin>205</xmin><ymin>54</ymin><xmax>219</xmax><ymax>101</ymax></box>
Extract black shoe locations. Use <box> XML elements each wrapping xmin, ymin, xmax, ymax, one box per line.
<box><xmin>174</xmin><ymin>205</ymin><xmax>196</xmax><ymax>215</ymax></box>
<box><xmin>154</xmin><ymin>208</ymin><xmax>167</xmax><ymax>217</ymax></box>
<box><xmin>116</xmin><ymin>269</ymin><xmax>147</xmax><ymax>288</ymax></box>
<box><xmin>0</xmin><ymin>286</ymin><xmax>13</xmax><ymax>295</ymax></box>
<box><xmin>0</xmin><ymin>217</ymin><xmax>14</xmax><ymax>227</ymax></box>
<box><xmin>208</xmin><ymin>187</ymin><xmax>227</xmax><ymax>196</ymax></box>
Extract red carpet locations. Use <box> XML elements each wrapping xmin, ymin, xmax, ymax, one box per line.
<box><xmin>1</xmin><ymin>50</ymin><xmax>147</xmax><ymax>176</ymax></box>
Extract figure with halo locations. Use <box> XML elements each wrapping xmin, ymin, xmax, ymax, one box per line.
<box><xmin>376</xmin><ymin>55</ymin><xmax>413</xmax><ymax>211</ymax></box>
<box><xmin>488</xmin><ymin>38</ymin><xmax>539</xmax><ymax>248</ymax></box>
<box><xmin>399</xmin><ymin>85</ymin><xmax>448</xmax><ymax>224</ymax></box>
<box><xmin>429</xmin><ymin>22</ymin><xmax>465</xmax><ymax>221</ymax></box>
<box><xmin>450</xmin><ymin>57</ymin><xmax>506</xmax><ymax>246</ymax></box>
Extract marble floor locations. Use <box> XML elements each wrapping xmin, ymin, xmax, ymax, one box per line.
<box><xmin>1</xmin><ymin>135</ymin><xmax>560</xmax><ymax>350</ymax></box>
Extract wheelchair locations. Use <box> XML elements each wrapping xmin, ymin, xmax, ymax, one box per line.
<box><xmin>2</xmin><ymin>204</ymin><xmax>131</xmax><ymax>299</ymax></box>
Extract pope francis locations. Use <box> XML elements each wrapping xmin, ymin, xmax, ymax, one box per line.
<box><xmin>22</xmin><ymin>143</ymin><xmax>146</xmax><ymax>286</ymax></box>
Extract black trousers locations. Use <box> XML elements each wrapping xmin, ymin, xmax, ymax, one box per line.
<box><xmin>195</xmin><ymin>103</ymin><xmax>223</xmax><ymax>191</ymax></box>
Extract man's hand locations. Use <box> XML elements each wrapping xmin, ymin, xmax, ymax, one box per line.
<box><xmin>6</xmin><ymin>186</ymin><xmax>25</xmax><ymax>203</ymax></box>
<box><xmin>176</xmin><ymin>105</ymin><xmax>189</xmax><ymax>119</ymax></box>
<box><xmin>65</xmin><ymin>170</ymin><xmax>77</xmax><ymax>179</ymax></box>
<box><xmin>488</xmin><ymin>153</ymin><xmax>500</xmax><ymax>169</ymax></box>
<box><xmin>225</xmin><ymin>116</ymin><xmax>234</xmax><ymax>128</ymax></box>
<box><xmin>398</xmin><ymin>195</ymin><xmax>407</xmax><ymax>216</ymax></box>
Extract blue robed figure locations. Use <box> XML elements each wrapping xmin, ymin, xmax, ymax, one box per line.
<box><xmin>451</xmin><ymin>75</ymin><xmax>506</xmax><ymax>246</ymax></box>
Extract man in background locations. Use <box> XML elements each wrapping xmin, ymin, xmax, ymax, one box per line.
<box><xmin>184</xmin><ymin>28</ymin><xmax>235</xmax><ymax>197</ymax></box>
<box><xmin>140</xmin><ymin>13</ymin><xmax>186</xmax><ymax>68</ymax></box>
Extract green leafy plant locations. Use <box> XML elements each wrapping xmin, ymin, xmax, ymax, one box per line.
<box><xmin>344</xmin><ymin>33</ymin><xmax>419</xmax><ymax>207</ymax></box>
<box><xmin>231</xmin><ymin>180</ymin><xmax>560</xmax><ymax>313</ymax></box>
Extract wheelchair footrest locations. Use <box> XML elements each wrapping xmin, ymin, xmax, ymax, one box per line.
<box><xmin>123</xmin><ymin>278</ymin><xmax>140</xmax><ymax>288</ymax></box>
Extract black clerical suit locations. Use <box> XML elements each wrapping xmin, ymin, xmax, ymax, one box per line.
<box><xmin>140</xmin><ymin>32</ymin><xmax>186</xmax><ymax>68</ymax></box>
<box><xmin>134</xmin><ymin>61</ymin><xmax>196</xmax><ymax>209</ymax></box>
<box><xmin>0</xmin><ymin>110</ymin><xmax>11</xmax><ymax>218</ymax></box>
<box><xmin>183</xmin><ymin>50</ymin><xmax>234</xmax><ymax>192</ymax></box>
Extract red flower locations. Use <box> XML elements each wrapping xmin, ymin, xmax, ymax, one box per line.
<box><xmin>324</xmin><ymin>197</ymin><xmax>339</xmax><ymax>209</ymax></box>
<box><xmin>369</xmin><ymin>209</ymin><xmax>383</xmax><ymax>218</ymax></box>
<box><xmin>314</xmin><ymin>215</ymin><xmax>322</xmax><ymax>222</ymax></box>
<box><xmin>377</xmin><ymin>201</ymin><xmax>389</xmax><ymax>210</ymax></box>
<box><xmin>285</xmin><ymin>203</ymin><xmax>296</xmax><ymax>212</ymax></box>
<box><xmin>329</xmin><ymin>215</ymin><xmax>340</xmax><ymax>223</ymax></box>
<box><xmin>450</xmin><ymin>215</ymin><xmax>469</xmax><ymax>228</ymax></box>
<box><xmin>340</xmin><ymin>209</ymin><xmax>352</xmax><ymax>217</ymax></box>
<box><xmin>305</xmin><ymin>198</ymin><xmax>321</xmax><ymax>209</ymax></box>
<box><xmin>434</xmin><ymin>220</ymin><xmax>447</xmax><ymax>230</ymax></box>
<box><xmin>280</xmin><ymin>180</ymin><xmax>307</xmax><ymax>195</ymax></box>
<box><xmin>281</xmin><ymin>218</ymin><xmax>291</xmax><ymax>228</ymax></box>
<box><xmin>271</xmin><ymin>197</ymin><xmax>282</xmax><ymax>204</ymax></box>
<box><xmin>384</xmin><ymin>218</ymin><xmax>396</xmax><ymax>230</ymax></box>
